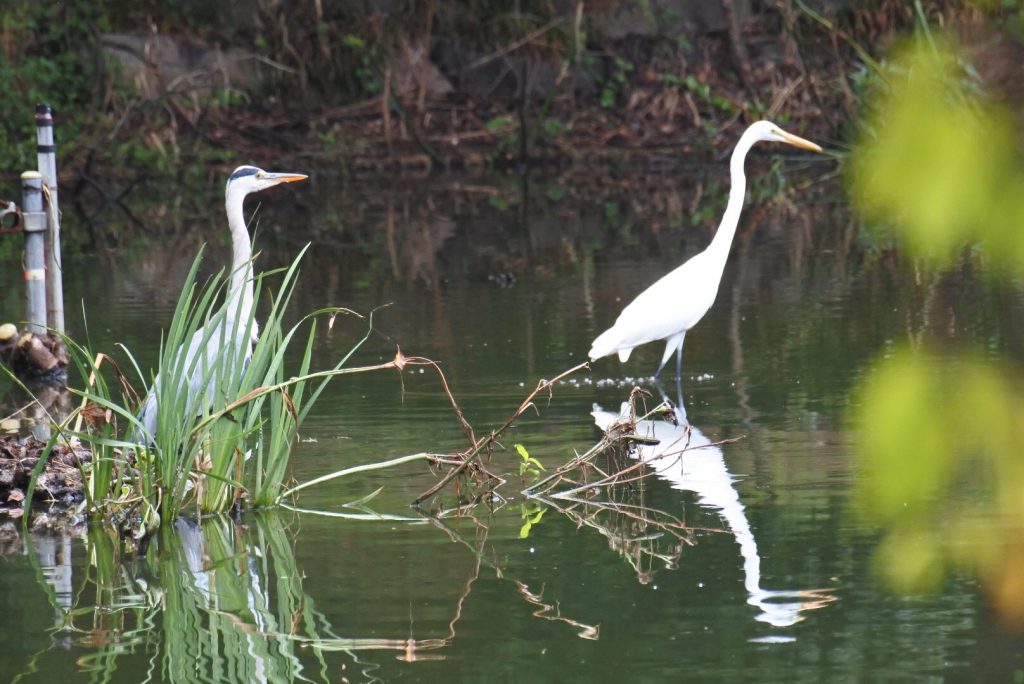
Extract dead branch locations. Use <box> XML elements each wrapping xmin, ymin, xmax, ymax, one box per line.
<box><xmin>413</xmin><ymin>362</ymin><xmax>590</xmax><ymax>504</ymax></box>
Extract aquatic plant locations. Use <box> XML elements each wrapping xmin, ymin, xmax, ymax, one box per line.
<box><xmin>40</xmin><ymin>246</ymin><xmax>389</xmax><ymax>539</ymax></box>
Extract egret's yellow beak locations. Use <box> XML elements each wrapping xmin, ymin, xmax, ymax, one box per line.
<box><xmin>777</xmin><ymin>129</ymin><xmax>822</xmax><ymax>153</ymax></box>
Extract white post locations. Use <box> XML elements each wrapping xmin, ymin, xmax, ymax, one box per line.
<box><xmin>21</xmin><ymin>172</ymin><xmax>47</xmax><ymax>334</ymax></box>
<box><xmin>35</xmin><ymin>104</ymin><xmax>64</xmax><ymax>334</ymax></box>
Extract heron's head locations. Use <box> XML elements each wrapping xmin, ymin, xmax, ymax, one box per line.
<box><xmin>227</xmin><ymin>165</ymin><xmax>308</xmax><ymax>197</ymax></box>
<box><xmin>748</xmin><ymin>120</ymin><xmax>822</xmax><ymax>152</ymax></box>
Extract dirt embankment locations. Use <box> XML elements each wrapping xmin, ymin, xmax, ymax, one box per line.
<box><xmin>0</xmin><ymin>434</ymin><xmax>89</xmax><ymax>529</ymax></box>
<box><xmin>68</xmin><ymin>2</ymin><xmax>935</xmax><ymax>183</ymax></box>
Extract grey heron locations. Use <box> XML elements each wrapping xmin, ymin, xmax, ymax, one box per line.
<box><xmin>136</xmin><ymin>165</ymin><xmax>307</xmax><ymax>443</ymax></box>
<box><xmin>588</xmin><ymin>121</ymin><xmax>822</xmax><ymax>379</ymax></box>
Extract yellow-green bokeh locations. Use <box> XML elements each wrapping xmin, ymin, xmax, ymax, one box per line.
<box><xmin>851</xmin><ymin>37</ymin><xmax>1024</xmax><ymax>271</ymax></box>
<box><xmin>851</xmin><ymin>35</ymin><xmax>1024</xmax><ymax>621</ymax></box>
<box><xmin>855</xmin><ymin>348</ymin><xmax>1024</xmax><ymax>598</ymax></box>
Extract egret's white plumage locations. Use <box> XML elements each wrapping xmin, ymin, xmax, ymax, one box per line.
<box><xmin>137</xmin><ymin>166</ymin><xmax>307</xmax><ymax>442</ymax></box>
<box><xmin>588</xmin><ymin>121</ymin><xmax>822</xmax><ymax>378</ymax></box>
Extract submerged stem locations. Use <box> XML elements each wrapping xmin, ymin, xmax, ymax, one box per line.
<box><xmin>278</xmin><ymin>452</ymin><xmax>442</xmax><ymax>501</ymax></box>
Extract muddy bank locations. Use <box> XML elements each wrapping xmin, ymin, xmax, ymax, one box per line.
<box><xmin>94</xmin><ymin>13</ymin><xmax>854</xmax><ymax>176</ymax></box>
<box><xmin>11</xmin><ymin>1</ymin><xmax>1023</xmax><ymax>203</ymax></box>
<box><xmin>26</xmin><ymin>0</ymin><xmax>1015</xmax><ymax>229</ymax></box>
<box><xmin>48</xmin><ymin>2</ymin><xmax>910</xmax><ymax>188</ymax></box>
<box><xmin>0</xmin><ymin>435</ymin><xmax>89</xmax><ymax>530</ymax></box>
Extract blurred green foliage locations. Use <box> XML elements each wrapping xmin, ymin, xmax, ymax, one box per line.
<box><xmin>0</xmin><ymin>2</ymin><xmax>106</xmax><ymax>172</ymax></box>
<box><xmin>852</xmin><ymin>36</ymin><xmax>1024</xmax><ymax>623</ymax></box>
<box><xmin>852</xmin><ymin>38</ymin><xmax>1024</xmax><ymax>272</ymax></box>
<box><xmin>856</xmin><ymin>350</ymin><xmax>1024</xmax><ymax>592</ymax></box>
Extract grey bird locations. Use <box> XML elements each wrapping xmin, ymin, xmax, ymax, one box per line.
<box><xmin>136</xmin><ymin>166</ymin><xmax>307</xmax><ymax>443</ymax></box>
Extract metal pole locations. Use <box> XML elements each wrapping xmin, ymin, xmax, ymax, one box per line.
<box><xmin>35</xmin><ymin>103</ymin><xmax>64</xmax><ymax>334</ymax></box>
<box><xmin>21</xmin><ymin>171</ymin><xmax>47</xmax><ymax>334</ymax></box>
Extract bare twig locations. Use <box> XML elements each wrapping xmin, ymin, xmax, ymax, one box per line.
<box><xmin>396</xmin><ymin>350</ymin><xmax>476</xmax><ymax>446</ymax></box>
<box><xmin>279</xmin><ymin>452</ymin><xmax>446</xmax><ymax>500</ymax></box>
<box><xmin>413</xmin><ymin>362</ymin><xmax>589</xmax><ymax>504</ymax></box>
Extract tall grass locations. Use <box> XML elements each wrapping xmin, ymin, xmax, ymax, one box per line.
<box><xmin>53</xmin><ymin>245</ymin><xmax>373</xmax><ymax>534</ymax></box>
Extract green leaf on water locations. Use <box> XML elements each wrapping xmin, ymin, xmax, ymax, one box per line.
<box><xmin>519</xmin><ymin>505</ymin><xmax>547</xmax><ymax>539</ymax></box>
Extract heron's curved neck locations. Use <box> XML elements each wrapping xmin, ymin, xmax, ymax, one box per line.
<box><xmin>706</xmin><ymin>132</ymin><xmax>756</xmax><ymax>266</ymax></box>
<box><xmin>225</xmin><ymin>187</ymin><xmax>254</xmax><ymax>312</ymax></box>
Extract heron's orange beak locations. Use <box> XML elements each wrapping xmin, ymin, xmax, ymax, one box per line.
<box><xmin>777</xmin><ymin>129</ymin><xmax>822</xmax><ymax>153</ymax></box>
<box><xmin>266</xmin><ymin>172</ymin><xmax>309</xmax><ymax>184</ymax></box>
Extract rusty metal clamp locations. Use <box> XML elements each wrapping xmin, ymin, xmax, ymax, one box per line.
<box><xmin>0</xmin><ymin>199</ymin><xmax>23</xmax><ymax>234</ymax></box>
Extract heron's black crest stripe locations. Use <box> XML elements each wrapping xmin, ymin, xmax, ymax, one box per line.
<box><xmin>229</xmin><ymin>166</ymin><xmax>260</xmax><ymax>181</ymax></box>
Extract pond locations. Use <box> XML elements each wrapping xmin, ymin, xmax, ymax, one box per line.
<box><xmin>2</xmin><ymin>160</ymin><xmax>1024</xmax><ymax>682</ymax></box>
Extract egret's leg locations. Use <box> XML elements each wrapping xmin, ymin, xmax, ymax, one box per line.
<box><xmin>665</xmin><ymin>331</ymin><xmax>685</xmax><ymax>379</ymax></box>
<box><xmin>654</xmin><ymin>332</ymin><xmax>685</xmax><ymax>379</ymax></box>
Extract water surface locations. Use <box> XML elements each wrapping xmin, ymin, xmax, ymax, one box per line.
<box><xmin>2</xmin><ymin>165</ymin><xmax>1024</xmax><ymax>682</ymax></box>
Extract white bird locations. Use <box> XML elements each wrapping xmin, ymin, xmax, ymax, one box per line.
<box><xmin>137</xmin><ymin>166</ymin><xmax>307</xmax><ymax>442</ymax></box>
<box><xmin>589</xmin><ymin>121</ymin><xmax>822</xmax><ymax>378</ymax></box>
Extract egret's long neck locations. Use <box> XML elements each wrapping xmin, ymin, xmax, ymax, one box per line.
<box><xmin>225</xmin><ymin>187</ymin><xmax>254</xmax><ymax>318</ymax></box>
<box><xmin>706</xmin><ymin>132</ymin><xmax>756</xmax><ymax>267</ymax></box>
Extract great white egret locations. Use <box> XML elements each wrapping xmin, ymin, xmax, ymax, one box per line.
<box><xmin>588</xmin><ymin>121</ymin><xmax>822</xmax><ymax>378</ymax></box>
<box><xmin>136</xmin><ymin>166</ymin><xmax>307</xmax><ymax>442</ymax></box>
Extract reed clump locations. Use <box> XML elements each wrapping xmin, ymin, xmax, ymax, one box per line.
<box><xmin>30</xmin><ymin>246</ymin><xmax>398</xmax><ymax>543</ymax></box>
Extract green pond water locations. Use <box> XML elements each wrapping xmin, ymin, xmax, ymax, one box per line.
<box><xmin>2</xmin><ymin>166</ymin><xmax>1024</xmax><ymax>682</ymax></box>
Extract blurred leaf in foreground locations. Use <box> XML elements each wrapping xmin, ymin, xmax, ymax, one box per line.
<box><xmin>851</xmin><ymin>34</ymin><xmax>1024</xmax><ymax>625</ymax></box>
<box><xmin>851</xmin><ymin>38</ymin><xmax>1024</xmax><ymax>272</ymax></box>
<box><xmin>856</xmin><ymin>348</ymin><xmax>1024</xmax><ymax>613</ymax></box>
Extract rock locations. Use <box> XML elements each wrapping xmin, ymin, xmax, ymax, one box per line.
<box><xmin>390</xmin><ymin>35</ymin><xmax>453</xmax><ymax>99</ymax></box>
<box><xmin>0</xmin><ymin>327</ymin><xmax>68</xmax><ymax>387</ymax></box>
<box><xmin>0</xmin><ymin>435</ymin><xmax>86</xmax><ymax>508</ymax></box>
<box><xmin>101</xmin><ymin>33</ymin><xmax>269</xmax><ymax>99</ymax></box>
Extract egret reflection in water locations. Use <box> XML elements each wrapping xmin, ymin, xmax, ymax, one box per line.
<box><xmin>591</xmin><ymin>384</ymin><xmax>835</xmax><ymax>628</ymax></box>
